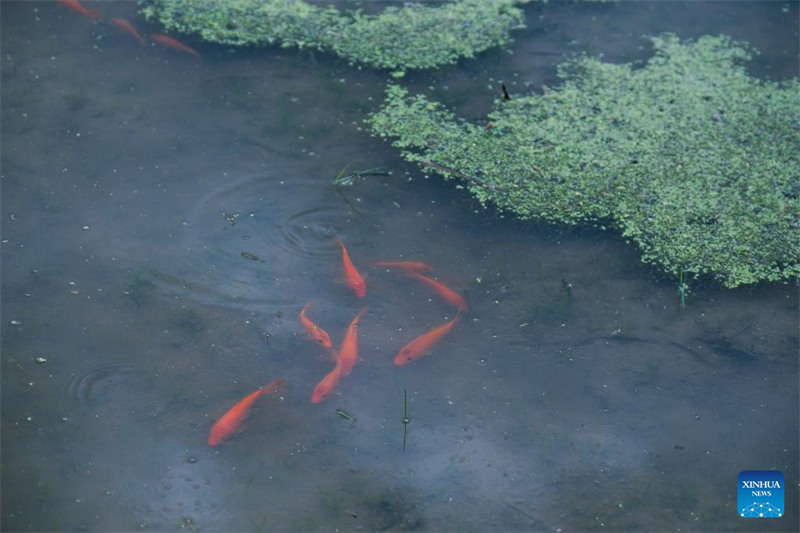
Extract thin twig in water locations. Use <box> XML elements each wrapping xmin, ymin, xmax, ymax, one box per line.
<box><xmin>419</xmin><ymin>161</ymin><xmax>507</xmax><ymax>192</ymax></box>
<box><xmin>332</xmin><ymin>160</ymin><xmax>391</xmax><ymax>215</ymax></box>
<box><xmin>333</xmin><ymin>163</ymin><xmax>390</xmax><ymax>186</ymax></box>
<box><xmin>181</xmin><ymin>516</ymin><xmax>198</xmax><ymax>533</ymax></box>
<box><xmin>402</xmin><ymin>388</ymin><xmax>410</xmax><ymax>451</ymax></box>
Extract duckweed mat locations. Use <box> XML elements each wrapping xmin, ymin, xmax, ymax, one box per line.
<box><xmin>369</xmin><ymin>35</ymin><xmax>800</xmax><ymax>288</ymax></box>
<box><xmin>139</xmin><ymin>0</ymin><xmax>527</xmax><ymax>71</ymax></box>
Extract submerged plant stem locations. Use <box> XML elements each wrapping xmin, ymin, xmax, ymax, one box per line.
<box><xmin>402</xmin><ymin>388</ymin><xmax>409</xmax><ymax>451</ymax></box>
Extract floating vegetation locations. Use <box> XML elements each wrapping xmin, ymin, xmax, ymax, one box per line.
<box><xmin>369</xmin><ymin>35</ymin><xmax>800</xmax><ymax>288</ymax></box>
<box><xmin>139</xmin><ymin>0</ymin><xmax>526</xmax><ymax>70</ymax></box>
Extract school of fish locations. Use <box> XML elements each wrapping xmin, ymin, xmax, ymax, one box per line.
<box><xmin>208</xmin><ymin>239</ymin><xmax>466</xmax><ymax>446</ymax></box>
<box><xmin>303</xmin><ymin>241</ymin><xmax>465</xmax><ymax>406</ymax></box>
<box><xmin>57</xmin><ymin>0</ymin><xmax>201</xmax><ymax>59</ymax></box>
<box><xmin>55</xmin><ymin>0</ymin><xmax>467</xmax><ymax>448</ymax></box>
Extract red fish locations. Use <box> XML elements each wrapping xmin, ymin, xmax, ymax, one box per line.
<box><xmin>300</xmin><ymin>302</ymin><xmax>332</xmax><ymax>349</ymax></box>
<box><xmin>58</xmin><ymin>0</ymin><xmax>102</xmax><ymax>21</ymax></box>
<box><xmin>208</xmin><ymin>378</ymin><xmax>285</xmax><ymax>446</ymax></box>
<box><xmin>371</xmin><ymin>261</ymin><xmax>434</xmax><ymax>273</ymax></box>
<box><xmin>112</xmin><ymin>18</ymin><xmax>145</xmax><ymax>45</ymax></box>
<box><xmin>336</xmin><ymin>238</ymin><xmax>366</xmax><ymax>298</ymax></box>
<box><xmin>338</xmin><ymin>307</ymin><xmax>368</xmax><ymax>376</ymax></box>
<box><xmin>409</xmin><ymin>272</ymin><xmax>468</xmax><ymax>312</ymax></box>
<box><xmin>151</xmin><ymin>34</ymin><xmax>201</xmax><ymax>59</ymax></box>
<box><xmin>311</xmin><ymin>359</ymin><xmax>343</xmax><ymax>404</ymax></box>
<box><xmin>394</xmin><ymin>314</ymin><xmax>460</xmax><ymax>366</ymax></box>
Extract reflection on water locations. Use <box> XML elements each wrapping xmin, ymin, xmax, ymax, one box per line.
<box><xmin>2</xmin><ymin>1</ymin><xmax>798</xmax><ymax>532</ymax></box>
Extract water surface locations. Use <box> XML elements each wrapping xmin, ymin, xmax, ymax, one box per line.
<box><xmin>2</xmin><ymin>1</ymin><xmax>798</xmax><ymax>531</ymax></box>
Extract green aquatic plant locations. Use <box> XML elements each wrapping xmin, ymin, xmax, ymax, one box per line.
<box><xmin>62</xmin><ymin>87</ymin><xmax>89</xmax><ymax>111</ymax></box>
<box><xmin>332</xmin><ymin>162</ymin><xmax>390</xmax><ymax>187</ymax></box>
<box><xmin>332</xmin><ymin>162</ymin><xmax>389</xmax><ymax>215</ymax></box>
<box><xmin>525</xmin><ymin>279</ymin><xmax>573</xmax><ymax>322</ymax></box>
<box><xmin>369</xmin><ymin>34</ymin><xmax>800</xmax><ymax>288</ymax></box>
<box><xmin>139</xmin><ymin>0</ymin><xmax>527</xmax><ymax>71</ymax></box>
<box><xmin>125</xmin><ymin>268</ymin><xmax>156</xmax><ymax>307</ymax></box>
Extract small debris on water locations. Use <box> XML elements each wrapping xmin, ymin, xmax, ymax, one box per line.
<box><xmin>335</xmin><ymin>408</ymin><xmax>355</xmax><ymax>421</ymax></box>
<box><xmin>186</xmin><ymin>456</ymin><xmax>198</xmax><ymax>464</ymax></box>
<box><xmin>34</xmin><ymin>357</ymin><xmax>47</xmax><ymax>364</ymax></box>
<box><xmin>240</xmin><ymin>251</ymin><xmax>264</xmax><ymax>263</ymax></box>
<box><xmin>221</xmin><ymin>211</ymin><xmax>239</xmax><ymax>226</ymax></box>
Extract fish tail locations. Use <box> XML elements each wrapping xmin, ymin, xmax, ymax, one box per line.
<box><xmin>261</xmin><ymin>378</ymin><xmax>286</xmax><ymax>394</ymax></box>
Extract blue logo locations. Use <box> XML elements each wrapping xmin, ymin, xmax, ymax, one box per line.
<box><xmin>738</xmin><ymin>470</ymin><xmax>784</xmax><ymax>518</ymax></box>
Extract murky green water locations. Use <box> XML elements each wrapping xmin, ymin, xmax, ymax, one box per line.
<box><xmin>2</xmin><ymin>1</ymin><xmax>797</xmax><ymax>531</ymax></box>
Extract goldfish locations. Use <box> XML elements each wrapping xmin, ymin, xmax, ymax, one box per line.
<box><xmin>394</xmin><ymin>313</ymin><xmax>461</xmax><ymax>366</ymax></box>
<box><xmin>208</xmin><ymin>378</ymin><xmax>285</xmax><ymax>446</ymax></box>
<box><xmin>338</xmin><ymin>307</ymin><xmax>368</xmax><ymax>376</ymax></box>
<box><xmin>300</xmin><ymin>302</ymin><xmax>332</xmax><ymax>349</ymax></box>
<box><xmin>336</xmin><ymin>238</ymin><xmax>366</xmax><ymax>298</ymax></box>
<box><xmin>371</xmin><ymin>261</ymin><xmax>434</xmax><ymax>273</ymax></box>
<box><xmin>151</xmin><ymin>34</ymin><xmax>201</xmax><ymax>59</ymax></box>
<box><xmin>311</xmin><ymin>359</ymin><xmax>343</xmax><ymax>404</ymax></box>
<box><xmin>409</xmin><ymin>272</ymin><xmax>468</xmax><ymax>312</ymax></box>
<box><xmin>58</xmin><ymin>0</ymin><xmax>102</xmax><ymax>21</ymax></box>
<box><xmin>111</xmin><ymin>18</ymin><xmax>144</xmax><ymax>45</ymax></box>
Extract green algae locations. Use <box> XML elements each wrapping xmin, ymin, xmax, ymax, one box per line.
<box><xmin>369</xmin><ymin>35</ymin><xmax>800</xmax><ymax>288</ymax></box>
<box><xmin>139</xmin><ymin>0</ymin><xmax>526</xmax><ymax>71</ymax></box>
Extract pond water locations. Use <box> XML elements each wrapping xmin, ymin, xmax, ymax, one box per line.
<box><xmin>1</xmin><ymin>1</ymin><xmax>797</xmax><ymax>531</ymax></box>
